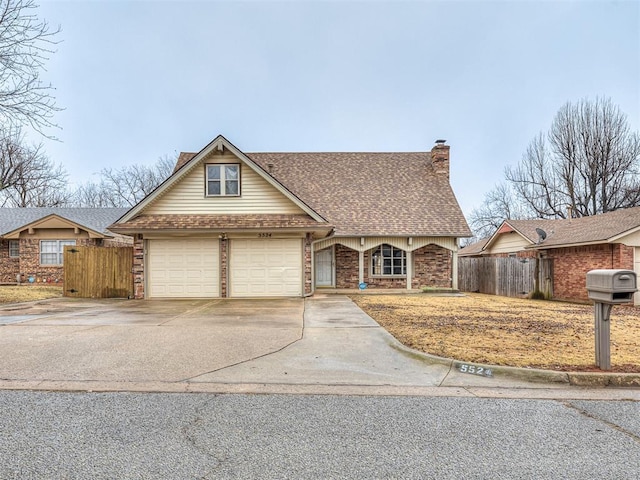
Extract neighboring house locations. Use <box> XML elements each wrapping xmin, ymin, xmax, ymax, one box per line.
<box><xmin>109</xmin><ymin>135</ymin><xmax>471</xmax><ymax>299</ymax></box>
<box><xmin>459</xmin><ymin>207</ymin><xmax>640</xmax><ymax>304</ymax></box>
<box><xmin>0</xmin><ymin>208</ymin><xmax>131</xmax><ymax>285</ymax></box>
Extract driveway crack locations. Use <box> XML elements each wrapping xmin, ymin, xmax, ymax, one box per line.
<box><xmin>177</xmin><ymin>301</ymin><xmax>306</xmax><ymax>383</ymax></box>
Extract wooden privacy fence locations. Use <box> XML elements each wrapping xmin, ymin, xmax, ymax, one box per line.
<box><xmin>64</xmin><ymin>246</ymin><xmax>134</xmax><ymax>298</ymax></box>
<box><xmin>458</xmin><ymin>256</ymin><xmax>554</xmax><ymax>298</ymax></box>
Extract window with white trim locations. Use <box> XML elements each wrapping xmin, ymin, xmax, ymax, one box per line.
<box><xmin>371</xmin><ymin>244</ymin><xmax>406</xmax><ymax>276</ymax></box>
<box><xmin>206</xmin><ymin>164</ymin><xmax>240</xmax><ymax>196</ymax></box>
<box><xmin>40</xmin><ymin>240</ymin><xmax>76</xmax><ymax>265</ymax></box>
<box><xmin>8</xmin><ymin>240</ymin><xmax>19</xmax><ymax>258</ymax></box>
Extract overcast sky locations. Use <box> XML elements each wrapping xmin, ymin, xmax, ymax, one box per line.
<box><xmin>35</xmin><ymin>0</ymin><xmax>639</xmax><ymax>217</ymax></box>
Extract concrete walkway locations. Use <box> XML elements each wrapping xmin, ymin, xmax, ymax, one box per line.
<box><xmin>0</xmin><ymin>295</ymin><xmax>638</xmax><ymax>400</ymax></box>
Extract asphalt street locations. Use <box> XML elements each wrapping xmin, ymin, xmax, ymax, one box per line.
<box><xmin>1</xmin><ymin>391</ymin><xmax>638</xmax><ymax>479</ymax></box>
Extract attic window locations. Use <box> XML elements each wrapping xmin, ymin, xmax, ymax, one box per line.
<box><xmin>206</xmin><ymin>164</ymin><xmax>240</xmax><ymax>196</ymax></box>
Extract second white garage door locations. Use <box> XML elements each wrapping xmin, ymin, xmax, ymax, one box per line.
<box><xmin>230</xmin><ymin>238</ymin><xmax>302</xmax><ymax>297</ymax></box>
<box><xmin>148</xmin><ymin>238</ymin><xmax>219</xmax><ymax>298</ymax></box>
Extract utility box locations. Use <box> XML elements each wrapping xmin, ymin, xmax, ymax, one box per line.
<box><xmin>586</xmin><ymin>269</ymin><xmax>637</xmax><ymax>304</ymax></box>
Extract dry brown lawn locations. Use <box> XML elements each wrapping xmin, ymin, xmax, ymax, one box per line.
<box><xmin>0</xmin><ymin>285</ymin><xmax>63</xmax><ymax>304</ymax></box>
<box><xmin>351</xmin><ymin>293</ymin><xmax>640</xmax><ymax>373</ymax></box>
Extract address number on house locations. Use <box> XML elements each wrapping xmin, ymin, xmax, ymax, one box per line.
<box><xmin>457</xmin><ymin>363</ymin><xmax>493</xmax><ymax>377</ymax></box>
<box><xmin>258</xmin><ymin>233</ymin><xmax>272</xmax><ymax>238</ymax></box>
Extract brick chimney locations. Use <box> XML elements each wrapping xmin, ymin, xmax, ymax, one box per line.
<box><xmin>431</xmin><ymin>139</ymin><xmax>450</xmax><ymax>179</ymax></box>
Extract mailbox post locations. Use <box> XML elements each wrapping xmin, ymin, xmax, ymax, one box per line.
<box><xmin>586</xmin><ymin>269</ymin><xmax>637</xmax><ymax>370</ymax></box>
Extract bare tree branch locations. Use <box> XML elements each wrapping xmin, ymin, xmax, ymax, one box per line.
<box><xmin>0</xmin><ymin>0</ymin><xmax>61</xmax><ymax>136</ymax></box>
<box><xmin>0</xmin><ymin>125</ymin><xmax>69</xmax><ymax>206</ymax></box>
<box><xmin>70</xmin><ymin>154</ymin><xmax>177</xmax><ymax>207</ymax></box>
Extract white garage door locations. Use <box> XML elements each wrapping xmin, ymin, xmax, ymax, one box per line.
<box><xmin>230</xmin><ymin>238</ymin><xmax>302</xmax><ymax>297</ymax></box>
<box><xmin>148</xmin><ymin>238</ymin><xmax>219</xmax><ymax>298</ymax></box>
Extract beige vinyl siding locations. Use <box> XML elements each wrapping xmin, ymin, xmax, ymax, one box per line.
<box><xmin>146</xmin><ymin>154</ymin><xmax>305</xmax><ymax>215</ymax></box>
<box><xmin>488</xmin><ymin>232</ymin><xmax>530</xmax><ymax>254</ymax></box>
<box><xmin>616</xmin><ymin>229</ymin><xmax>640</xmax><ymax>247</ymax></box>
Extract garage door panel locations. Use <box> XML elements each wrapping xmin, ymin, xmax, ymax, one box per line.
<box><xmin>230</xmin><ymin>239</ymin><xmax>302</xmax><ymax>297</ymax></box>
<box><xmin>148</xmin><ymin>238</ymin><xmax>219</xmax><ymax>298</ymax></box>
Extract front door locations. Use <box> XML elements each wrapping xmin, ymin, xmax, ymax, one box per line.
<box><xmin>315</xmin><ymin>248</ymin><xmax>333</xmax><ymax>287</ymax></box>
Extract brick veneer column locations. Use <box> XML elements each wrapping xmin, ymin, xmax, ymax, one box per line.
<box><xmin>220</xmin><ymin>237</ymin><xmax>228</xmax><ymax>297</ymax></box>
<box><xmin>133</xmin><ymin>237</ymin><xmax>145</xmax><ymax>299</ymax></box>
<box><xmin>304</xmin><ymin>234</ymin><xmax>312</xmax><ymax>295</ymax></box>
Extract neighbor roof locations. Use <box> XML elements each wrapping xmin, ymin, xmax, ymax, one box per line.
<box><xmin>458</xmin><ymin>237</ymin><xmax>490</xmax><ymax>256</ymax></box>
<box><xmin>175</xmin><ymin>151</ymin><xmax>471</xmax><ymax>237</ymax></box>
<box><xmin>486</xmin><ymin>206</ymin><xmax>640</xmax><ymax>250</ymax></box>
<box><xmin>0</xmin><ymin>208</ymin><xmax>129</xmax><ymax>237</ymax></box>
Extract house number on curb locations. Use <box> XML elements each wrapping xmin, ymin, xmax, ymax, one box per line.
<box><xmin>457</xmin><ymin>363</ymin><xmax>493</xmax><ymax>377</ymax></box>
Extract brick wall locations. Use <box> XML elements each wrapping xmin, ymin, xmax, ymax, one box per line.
<box><xmin>0</xmin><ymin>240</ymin><xmax>20</xmax><ymax>283</ymax></box>
<box><xmin>335</xmin><ymin>244</ymin><xmax>359</xmax><ymax>288</ymax></box>
<box><xmin>412</xmin><ymin>244</ymin><xmax>453</xmax><ymax>288</ymax></box>
<box><xmin>334</xmin><ymin>243</ymin><xmax>453</xmax><ymax>290</ymax></box>
<box><xmin>548</xmin><ymin>243</ymin><xmax>634</xmax><ymax>302</ymax></box>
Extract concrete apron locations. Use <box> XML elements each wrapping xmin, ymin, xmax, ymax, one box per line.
<box><xmin>0</xmin><ymin>296</ymin><xmax>638</xmax><ymax>400</ymax></box>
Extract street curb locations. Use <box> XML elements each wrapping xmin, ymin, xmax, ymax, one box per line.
<box><xmin>386</xmin><ymin>334</ymin><xmax>640</xmax><ymax>387</ymax></box>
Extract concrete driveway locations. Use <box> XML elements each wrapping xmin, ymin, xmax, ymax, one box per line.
<box><xmin>0</xmin><ymin>295</ymin><xmax>636</xmax><ymax>400</ymax></box>
<box><xmin>0</xmin><ymin>298</ymin><xmax>303</xmax><ymax>383</ymax></box>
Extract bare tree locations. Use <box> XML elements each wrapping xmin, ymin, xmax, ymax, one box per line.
<box><xmin>0</xmin><ymin>0</ymin><xmax>61</xmax><ymax>135</ymax></box>
<box><xmin>467</xmin><ymin>182</ymin><xmax>530</xmax><ymax>240</ymax></box>
<box><xmin>469</xmin><ymin>98</ymin><xmax>640</xmax><ymax>237</ymax></box>
<box><xmin>72</xmin><ymin>154</ymin><xmax>176</xmax><ymax>207</ymax></box>
<box><xmin>507</xmin><ymin>98</ymin><xmax>640</xmax><ymax>218</ymax></box>
<box><xmin>0</xmin><ymin>126</ymin><xmax>69</xmax><ymax>206</ymax></box>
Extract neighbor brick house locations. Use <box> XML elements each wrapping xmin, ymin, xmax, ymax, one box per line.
<box><xmin>109</xmin><ymin>135</ymin><xmax>471</xmax><ymax>299</ymax></box>
<box><xmin>0</xmin><ymin>208</ymin><xmax>130</xmax><ymax>285</ymax></box>
<box><xmin>459</xmin><ymin>207</ymin><xmax>640</xmax><ymax>304</ymax></box>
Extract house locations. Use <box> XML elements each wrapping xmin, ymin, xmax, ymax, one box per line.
<box><xmin>109</xmin><ymin>135</ymin><xmax>471</xmax><ymax>299</ymax></box>
<box><xmin>0</xmin><ymin>208</ymin><xmax>131</xmax><ymax>285</ymax></box>
<box><xmin>459</xmin><ymin>207</ymin><xmax>640</xmax><ymax>304</ymax></box>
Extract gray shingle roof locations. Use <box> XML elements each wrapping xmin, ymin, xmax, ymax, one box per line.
<box><xmin>0</xmin><ymin>208</ymin><xmax>129</xmax><ymax>236</ymax></box>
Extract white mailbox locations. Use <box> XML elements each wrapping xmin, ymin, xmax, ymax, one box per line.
<box><xmin>586</xmin><ymin>269</ymin><xmax>637</xmax><ymax>304</ymax></box>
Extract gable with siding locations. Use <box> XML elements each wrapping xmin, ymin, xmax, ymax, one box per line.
<box><xmin>145</xmin><ymin>151</ymin><xmax>306</xmax><ymax>216</ymax></box>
